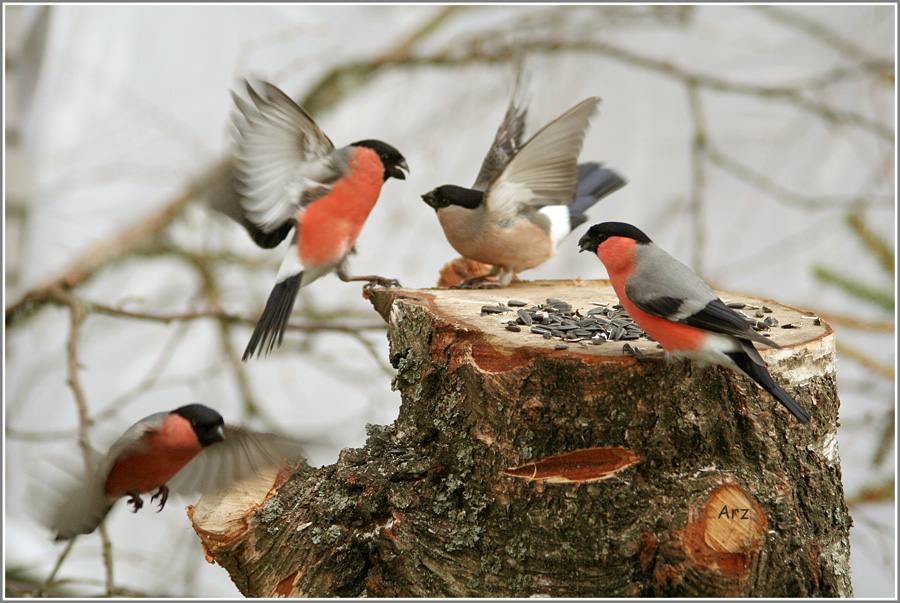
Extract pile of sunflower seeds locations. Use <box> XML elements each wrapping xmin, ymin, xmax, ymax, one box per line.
<box><xmin>479</xmin><ymin>298</ymin><xmax>800</xmax><ymax>351</ymax></box>
<box><xmin>480</xmin><ymin>298</ymin><xmax>648</xmax><ymax>349</ymax></box>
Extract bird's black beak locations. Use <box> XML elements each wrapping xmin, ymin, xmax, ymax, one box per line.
<box><xmin>387</xmin><ymin>159</ymin><xmax>409</xmax><ymax>181</ymax></box>
<box><xmin>577</xmin><ymin>232</ymin><xmax>597</xmax><ymax>254</ymax></box>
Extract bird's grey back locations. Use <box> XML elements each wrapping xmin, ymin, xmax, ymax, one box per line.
<box><xmin>628</xmin><ymin>243</ymin><xmax>718</xmax><ymax>310</ymax></box>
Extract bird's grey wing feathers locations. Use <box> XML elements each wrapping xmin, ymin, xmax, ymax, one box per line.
<box><xmin>626</xmin><ymin>244</ymin><xmax>780</xmax><ymax>350</ymax></box>
<box><xmin>472</xmin><ymin>60</ymin><xmax>530</xmax><ymax>191</ymax></box>
<box><xmin>44</xmin><ymin>448</ymin><xmax>115</xmax><ymax>541</ymax></box>
<box><xmin>485</xmin><ymin>97</ymin><xmax>599</xmax><ymax>222</ymax></box>
<box><xmin>102</xmin><ymin>412</ymin><xmax>168</xmax><ymax>467</ymax></box>
<box><xmin>232</xmin><ymin>80</ymin><xmax>336</xmax><ymax>234</ymax></box>
<box><xmin>166</xmin><ymin>426</ymin><xmax>306</xmax><ymax>496</ymax></box>
<box><xmin>678</xmin><ymin>298</ymin><xmax>781</xmax><ymax>349</ymax></box>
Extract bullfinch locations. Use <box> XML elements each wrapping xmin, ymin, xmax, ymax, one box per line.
<box><xmin>577</xmin><ymin>222</ymin><xmax>810</xmax><ymax>424</ymax></box>
<box><xmin>45</xmin><ymin>404</ymin><xmax>305</xmax><ymax>541</ymax></box>
<box><xmin>231</xmin><ymin>80</ymin><xmax>409</xmax><ymax>359</ymax></box>
<box><xmin>421</xmin><ymin>68</ymin><xmax>626</xmax><ymax>287</ymax></box>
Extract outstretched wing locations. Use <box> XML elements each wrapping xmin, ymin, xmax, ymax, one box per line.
<box><xmin>166</xmin><ymin>426</ymin><xmax>306</xmax><ymax>496</ymax></box>
<box><xmin>484</xmin><ymin>97</ymin><xmax>599</xmax><ymax>224</ymax></box>
<box><xmin>472</xmin><ymin>59</ymin><xmax>530</xmax><ymax>191</ymax></box>
<box><xmin>232</xmin><ymin>80</ymin><xmax>337</xmax><ymax>235</ymax></box>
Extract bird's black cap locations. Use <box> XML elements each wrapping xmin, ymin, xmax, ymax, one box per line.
<box><xmin>351</xmin><ymin>139</ymin><xmax>409</xmax><ymax>181</ymax></box>
<box><xmin>577</xmin><ymin>222</ymin><xmax>653</xmax><ymax>254</ymax></box>
<box><xmin>421</xmin><ymin>185</ymin><xmax>484</xmax><ymax>210</ymax></box>
<box><xmin>172</xmin><ymin>404</ymin><xmax>226</xmax><ymax>447</ymax></box>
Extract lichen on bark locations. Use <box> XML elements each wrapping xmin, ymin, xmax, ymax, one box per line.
<box><xmin>191</xmin><ymin>281</ymin><xmax>851</xmax><ymax>597</ymax></box>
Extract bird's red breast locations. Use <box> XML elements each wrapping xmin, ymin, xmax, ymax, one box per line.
<box><xmin>596</xmin><ymin>236</ymin><xmax>706</xmax><ymax>354</ymax></box>
<box><xmin>297</xmin><ymin>146</ymin><xmax>387</xmax><ymax>268</ymax></box>
<box><xmin>104</xmin><ymin>413</ymin><xmax>203</xmax><ymax>497</ymax></box>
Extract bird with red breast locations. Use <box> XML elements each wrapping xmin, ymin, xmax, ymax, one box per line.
<box><xmin>44</xmin><ymin>403</ymin><xmax>305</xmax><ymax>541</ymax></box>
<box><xmin>578</xmin><ymin>221</ymin><xmax>810</xmax><ymax>424</ymax></box>
<box><xmin>230</xmin><ymin>80</ymin><xmax>409</xmax><ymax>359</ymax></box>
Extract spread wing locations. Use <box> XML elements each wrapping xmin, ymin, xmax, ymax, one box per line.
<box><xmin>472</xmin><ymin>60</ymin><xmax>530</xmax><ymax>191</ymax></box>
<box><xmin>484</xmin><ymin>97</ymin><xmax>599</xmax><ymax>224</ymax></box>
<box><xmin>41</xmin><ymin>448</ymin><xmax>115</xmax><ymax>541</ymax></box>
<box><xmin>232</xmin><ymin>80</ymin><xmax>337</xmax><ymax>235</ymax></box>
<box><xmin>166</xmin><ymin>426</ymin><xmax>306</xmax><ymax>496</ymax></box>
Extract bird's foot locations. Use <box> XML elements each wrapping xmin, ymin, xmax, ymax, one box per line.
<box><xmin>126</xmin><ymin>493</ymin><xmax>144</xmax><ymax>513</ymax></box>
<box><xmin>454</xmin><ymin>274</ymin><xmax>500</xmax><ymax>289</ymax></box>
<box><xmin>357</xmin><ymin>276</ymin><xmax>401</xmax><ymax>290</ymax></box>
<box><xmin>150</xmin><ymin>485</ymin><xmax>169</xmax><ymax>512</ymax></box>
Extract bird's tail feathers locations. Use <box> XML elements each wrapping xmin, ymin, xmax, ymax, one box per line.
<box><xmin>569</xmin><ymin>163</ymin><xmax>628</xmax><ymax>230</ymax></box>
<box><xmin>728</xmin><ymin>351</ymin><xmax>811</xmax><ymax>424</ymax></box>
<box><xmin>242</xmin><ymin>273</ymin><xmax>303</xmax><ymax>361</ymax></box>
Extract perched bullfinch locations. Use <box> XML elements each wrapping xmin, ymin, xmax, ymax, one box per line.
<box><xmin>45</xmin><ymin>404</ymin><xmax>305</xmax><ymax>541</ymax></box>
<box><xmin>231</xmin><ymin>80</ymin><xmax>409</xmax><ymax>359</ymax></box>
<box><xmin>421</xmin><ymin>68</ymin><xmax>626</xmax><ymax>287</ymax></box>
<box><xmin>577</xmin><ymin>222</ymin><xmax>810</xmax><ymax>424</ymax></box>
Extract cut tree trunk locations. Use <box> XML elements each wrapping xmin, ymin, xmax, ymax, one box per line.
<box><xmin>189</xmin><ymin>279</ymin><xmax>851</xmax><ymax>597</ymax></box>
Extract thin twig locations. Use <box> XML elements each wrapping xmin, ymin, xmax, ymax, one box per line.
<box><xmin>98</xmin><ymin>523</ymin><xmax>116</xmax><ymax>596</ymax></box>
<box><xmin>38</xmin><ymin>538</ymin><xmax>77</xmax><ymax>596</ymax></box>
<box><xmin>686</xmin><ymin>81</ymin><xmax>707</xmax><ymax>274</ymax></box>
<box><xmin>11</xmin><ymin>285</ymin><xmax>387</xmax><ymax>332</ymax></box>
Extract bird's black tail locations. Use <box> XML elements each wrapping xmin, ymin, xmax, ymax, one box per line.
<box><xmin>727</xmin><ymin>351</ymin><xmax>810</xmax><ymax>423</ymax></box>
<box><xmin>569</xmin><ymin>163</ymin><xmax>628</xmax><ymax>230</ymax></box>
<box><xmin>242</xmin><ymin>274</ymin><xmax>303</xmax><ymax>361</ymax></box>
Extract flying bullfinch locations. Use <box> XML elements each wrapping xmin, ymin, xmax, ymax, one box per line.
<box><xmin>45</xmin><ymin>404</ymin><xmax>305</xmax><ymax>541</ymax></box>
<box><xmin>421</xmin><ymin>67</ymin><xmax>626</xmax><ymax>287</ymax></box>
<box><xmin>577</xmin><ymin>222</ymin><xmax>810</xmax><ymax>424</ymax></box>
<box><xmin>231</xmin><ymin>80</ymin><xmax>409</xmax><ymax>359</ymax></box>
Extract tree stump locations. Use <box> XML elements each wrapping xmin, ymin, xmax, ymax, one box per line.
<box><xmin>189</xmin><ymin>279</ymin><xmax>851</xmax><ymax>597</ymax></box>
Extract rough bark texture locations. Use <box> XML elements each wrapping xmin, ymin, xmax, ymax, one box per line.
<box><xmin>190</xmin><ymin>279</ymin><xmax>852</xmax><ymax>597</ymax></box>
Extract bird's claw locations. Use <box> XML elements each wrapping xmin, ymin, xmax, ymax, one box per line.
<box><xmin>454</xmin><ymin>275</ymin><xmax>499</xmax><ymax>289</ymax></box>
<box><xmin>150</xmin><ymin>485</ymin><xmax>169</xmax><ymax>512</ymax></box>
<box><xmin>126</xmin><ymin>494</ymin><xmax>144</xmax><ymax>513</ymax></box>
<box><xmin>363</xmin><ymin>277</ymin><xmax>401</xmax><ymax>290</ymax></box>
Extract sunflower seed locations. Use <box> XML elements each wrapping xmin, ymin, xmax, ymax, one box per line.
<box><xmin>726</xmin><ymin>302</ymin><xmax>746</xmax><ymax>309</ymax></box>
<box><xmin>507</xmin><ymin>300</ymin><xmax>528</xmax><ymax>307</ymax></box>
<box><xmin>517</xmin><ymin>309</ymin><xmax>533</xmax><ymax>325</ymax></box>
<box><xmin>764</xmin><ymin>316</ymin><xmax>778</xmax><ymax>327</ymax></box>
<box><xmin>481</xmin><ymin>305</ymin><xmax>509</xmax><ymax>314</ymax></box>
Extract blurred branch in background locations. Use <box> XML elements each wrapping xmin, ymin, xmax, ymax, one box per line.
<box><xmin>813</xmin><ymin>213</ymin><xmax>895</xmax><ymax>313</ymax></box>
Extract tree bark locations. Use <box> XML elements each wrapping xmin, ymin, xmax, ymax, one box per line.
<box><xmin>190</xmin><ymin>279</ymin><xmax>852</xmax><ymax>597</ymax></box>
